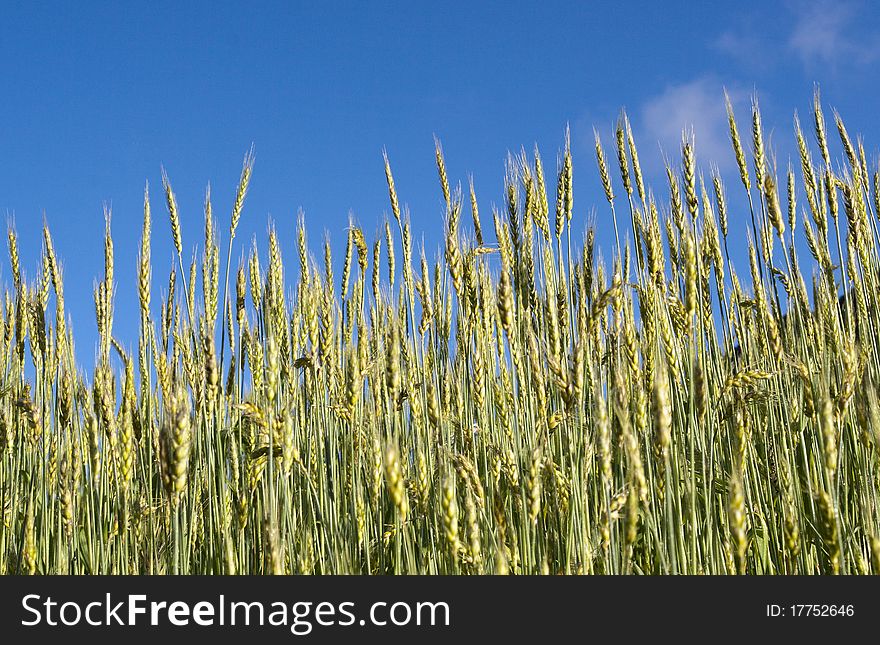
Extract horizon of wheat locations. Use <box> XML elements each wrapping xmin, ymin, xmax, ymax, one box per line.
<box><xmin>1</xmin><ymin>90</ymin><xmax>880</xmax><ymax>575</ymax></box>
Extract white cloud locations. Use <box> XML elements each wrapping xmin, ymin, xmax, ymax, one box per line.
<box><xmin>639</xmin><ymin>78</ymin><xmax>746</xmax><ymax>173</ymax></box>
<box><xmin>713</xmin><ymin>1</ymin><xmax>880</xmax><ymax>73</ymax></box>
<box><xmin>787</xmin><ymin>0</ymin><xmax>880</xmax><ymax>66</ymax></box>
<box><xmin>713</xmin><ymin>26</ymin><xmax>767</xmax><ymax>69</ymax></box>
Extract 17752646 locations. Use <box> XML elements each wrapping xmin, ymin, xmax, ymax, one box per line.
<box><xmin>767</xmin><ymin>605</ymin><xmax>855</xmax><ymax>617</ymax></box>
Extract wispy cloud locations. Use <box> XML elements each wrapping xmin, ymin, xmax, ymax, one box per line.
<box><xmin>715</xmin><ymin>1</ymin><xmax>880</xmax><ymax>72</ymax></box>
<box><xmin>787</xmin><ymin>0</ymin><xmax>880</xmax><ymax>66</ymax></box>
<box><xmin>639</xmin><ymin>77</ymin><xmax>746</xmax><ymax>173</ymax></box>
<box><xmin>713</xmin><ymin>22</ymin><xmax>768</xmax><ymax>69</ymax></box>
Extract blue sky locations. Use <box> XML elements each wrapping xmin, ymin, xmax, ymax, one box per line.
<box><xmin>1</xmin><ymin>1</ymin><xmax>879</xmax><ymax>361</ymax></box>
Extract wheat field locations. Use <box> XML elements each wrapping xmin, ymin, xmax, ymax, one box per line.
<box><xmin>1</xmin><ymin>92</ymin><xmax>879</xmax><ymax>575</ymax></box>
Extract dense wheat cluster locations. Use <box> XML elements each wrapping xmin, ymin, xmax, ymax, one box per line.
<box><xmin>2</xmin><ymin>93</ymin><xmax>880</xmax><ymax>575</ymax></box>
